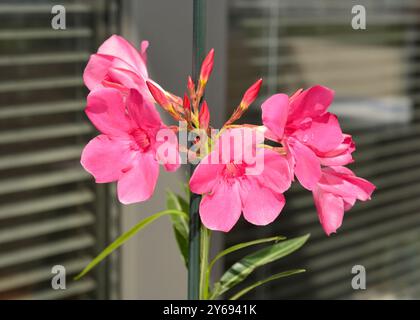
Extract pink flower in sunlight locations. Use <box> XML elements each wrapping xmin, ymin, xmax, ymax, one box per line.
<box><xmin>313</xmin><ymin>166</ymin><xmax>375</xmax><ymax>235</ymax></box>
<box><xmin>262</xmin><ymin>85</ymin><xmax>348</xmax><ymax>190</ymax></box>
<box><xmin>81</xmin><ymin>88</ymin><xmax>179</xmax><ymax>204</ymax></box>
<box><xmin>83</xmin><ymin>35</ymin><xmax>153</xmax><ymax>102</ymax></box>
<box><xmin>189</xmin><ymin>128</ymin><xmax>292</xmax><ymax>232</ymax></box>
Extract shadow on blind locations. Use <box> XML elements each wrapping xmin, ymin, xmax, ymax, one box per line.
<box><xmin>0</xmin><ymin>0</ymin><xmax>120</xmax><ymax>299</ymax></box>
<box><xmin>225</xmin><ymin>0</ymin><xmax>420</xmax><ymax>299</ymax></box>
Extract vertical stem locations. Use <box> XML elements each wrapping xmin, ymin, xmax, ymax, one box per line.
<box><xmin>199</xmin><ymin>227</ymin><xmax>211</xmax><ymax>299</ymax></box>
<box><xmin>188</xmin><ymin>0</ymin><xmax>206</xmax><ymax>300</ymax></box>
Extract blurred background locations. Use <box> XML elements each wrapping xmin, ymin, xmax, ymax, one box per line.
<box><xmin>0</xmin><ymin>0</ymin><xmax>420</xmax><ymax>299</ymax></box>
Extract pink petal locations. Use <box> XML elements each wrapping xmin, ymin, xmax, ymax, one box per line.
<box><xmin>107</xmin><ymin>67</ymin><xmax>153</xmax><ymax>102</ymax></box>
<box><xmin>288</xmin><ymin>138</ymin><xmax>321</xmax><ymax>190</ymax></box>
<box><xmin>242</xmin><ymin>179</ymin><xmax>286</xmax><ymax>226</ymax></box>
<box><xmin>83</xmin><ymin>54</ymin><xmax>113</xmax><ymax>90</ymax></box>
<box><xmin>98</xmin><ymin>35</ymin><xmax>148</xmax><ymax>78</ymax></box>
<box><xmin>117</xmin><ymin>152</ymin><xmax>159</xmax><ymax>204</ymax></box>
<box><xmin>261</xmin><ymin>94</ymin><xmax>289</xmax><ymax>140</ymax></box>
<box><xmin>320</xmin><ymin>153</ymin><xmax>354</xmax><ymax>167</ymax></box>
<box><xmin>289</xmin><ymin>85</ymin><xmax>334</xmax><ymax>122</ymax></box>
<box><xmin>313</xmin><ymin>187</ymin><xmax>344</xmax><ymax>236</ymax></box>
<box><xmin>320</xmin><ymin>167</ymin><xmax>376</xmax><ymax>201</ymax></box>
<box><xmin>85</xmin><ymin>88</ymin><xmax>132</xmax><ymax>136</ymax></box>
<box><xmin>199</xmin><ymin>181</ymin><xmax>242</xmax><ymax>232</ymax></box>
<box><xmin>162</xmin><ymin>159</ymin><xmax>181</xmax><ymax>172</ymax></box>
<box><xmin>318</xmin><ymin>135</ymin><xmax>355</xmax><ymax>166</ymax></box>
<box><xmin>81</xmin><ymin>135</ymin><xmax>132</xmax><ymax>183</ymax></box>
<box><xmin>140</xmin><ymin>40</ymin><xmax>149</xmax><ymax>65</ymax></box>
<box><xmin>213</xmin><ymin>127</ymin><xmax>264</xmax><ymax>165</ymax></box>
<box><xmin>189</xmin><ymin>152</ymin><xmax>225</xmax><ymax>194</ymax></box>
<box><xmin>255</xmin><ymin>149</ymin><xmax>292</xmax><ymax>194</ymax></box>
<box><xmin>292</xmin><ymin>113</ymin><xmax>343</xmax><ymax>153</ymax></box>
<box><xmin>127</xmin><ymin>89</ymin><xmax>162</xmax><ymax>129</ymax></box>
<box><xmin>154</xmin><ymin>127</ymin><xmax>181</xmax><ymax>172</ymax></box>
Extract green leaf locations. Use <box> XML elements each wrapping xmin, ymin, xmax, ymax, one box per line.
<box><xmin>210</xmin><ymin>234</ymin><xmax>310</xmax><ymax>299</ymax></box>
<box><xmin>74</xmin><ymin>209</ymin><xmax>187</xmax><ymax>280</ymax></box>
<box><xmin>208</xmin><ymin>236</ymin><xmax>286</xmax><ymax>274</ymax></box>
<box><xmin>166</xmin><ymin>191</ymin><xmax>189</xmax><ymax>266</ymax></box>
<box><xmin>229</xmin><ymin>269</ymin><xmax>306</xmax><ymax>300</ymax></box>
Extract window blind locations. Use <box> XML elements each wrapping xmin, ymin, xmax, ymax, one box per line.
<box><xmin>0</xmin><ymin>0</ymin><xmax>120</xmax><ymax>299</ymax></box>
<box><xmin>226</xmin><ymin>0</ymin><xmax>420</xmax><ymax>299</ymax></box>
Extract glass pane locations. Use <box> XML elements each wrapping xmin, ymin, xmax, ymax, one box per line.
<box><xmin>226</xmin><ymin>0</ymin><xmax>420</xmax><ymax>299</ymax></box>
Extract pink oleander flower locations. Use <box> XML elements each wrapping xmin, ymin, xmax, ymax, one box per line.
<box><xmin>261</xmin><ymin>85</ymin><xmax>350</xmax><ymax>190</ymax></box>
<box><xmin>313</xmin><ymin>166</ymin><xmax>375</xmax><ymax>235</ymax></box>
<box><xmin>81</xmin><ymin>87</ymin><xmax>179</xmax><ymax>204</ymax></box>
<box><xmin>83</xmin><ymin>35</ymin><xmax>152</xmax><ymax>102</ymax></box>
<box><xmin>189</xmin><ymin>128</ymin><xmax>292</xmax><ymax>232</ymax></box>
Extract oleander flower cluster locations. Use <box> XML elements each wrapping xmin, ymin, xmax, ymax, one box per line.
<box><xmin>81</xmin><ymin>35</ymin><xmax>375</xmax><ymax>236</ymax></box>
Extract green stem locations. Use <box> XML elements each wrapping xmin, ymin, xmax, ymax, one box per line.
<box><xmin>199</xmin><ymin>226</ymin><xmax>211</xmax><ymax>299</ymax></box>
<box><xmin>188</xmin><ymin>0</ymin><xmax>206</xmax><ymax>300</ymax></box>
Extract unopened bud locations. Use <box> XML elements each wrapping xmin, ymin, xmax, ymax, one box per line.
<box><xmin>199</xmin><ymin>101</ymin><xmax>210</xmax><ymax>130</ymax></box>
<box><xmin>146</xmin><ymin>80</ymin><xmax>171</xmax><ymax>108</ymax></box>
<box><xmin>199</xmin><ymin>49</ymin><xmax>215</xmax><ymax>85</ymax></box>
<box><xmin>240</xmin><ymin>78</ymin><xmax>262</xmax><ymax>109</ymax></box>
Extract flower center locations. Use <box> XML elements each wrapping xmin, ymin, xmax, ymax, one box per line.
<box><xmin>130</xmin><ymin>128</ymin><xmax>151</xmax><ymax>152</ymax></box>
<box><xmin>223</xmin><ymin>162</ymin><xmax>245</xmax><ymax>179</ymax></box>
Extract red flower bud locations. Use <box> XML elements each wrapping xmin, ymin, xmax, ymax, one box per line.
<box><xmin>183</xmin><ymin>93</ymin><xmax>191</xmax><ymax>111</ymax></box>
<box><xmin>240</xmin><ymin>78</ymin><xmax>262</xmax><ymax>109</ymax></box>
<box><xmin>199</xmin><ymin>100</ymin><xmax>210</xmax><ymax>129</ymax></box>
<box><xmin>146</xmin><ymin>80</ymin><xmax>170</xmax><ymax>108</ymax></box>
<box><xmin>188</xmin><ymin>76</ymin><xmax>195</xmax><ymax>93</ymax></box>
<box><xmin>199</xmin><ymin>49</ymin><xmax>215</xmax><ymax>84</ymax></box>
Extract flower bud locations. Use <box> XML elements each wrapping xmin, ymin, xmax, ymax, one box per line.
<box><xmin>146</xmin><ymin>80</ymin><xmax>171</xmax><ymax>108</ymax></box>
<box><xmin>199</xmin><ymin>100</ymin><xmax>210</xmax><ymax>130</ymax></box>
<box><xmin>199</xmin><ymin>49</ymin><xmax>215</xmax><ymax>85</ymax></box>
<box><xmin>240</xmin><ymin>78</ymin><xmax>262</xmax><ymax>109</ymax></box>
<box><xmin>188</xmin><ymin>76</ymin><xmax>195</xmax><ymax>94</ymax></box>
<box><xmin>183</xmin><ymin>93</ymin><xmax>191</xmax><ymax>111</ymax></box>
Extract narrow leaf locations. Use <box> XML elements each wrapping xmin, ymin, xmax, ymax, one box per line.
<box><xmin>229</xmin><ymin>269</ymin><xmax>306</xmax><ymax>300</ymax></box>
<box><xmin>74</xmin><ymin>209</ymin><xmax>186</xmax><ymax>280</ymax></box>
<box><xmin>211</xmin><ymin>234</ymin><xmax>309</xmax><ymax>298</ymax></box>
<box><xmin>208</xmin><ymin>236</ymin><xmax>286</xmax><ymax>274</ymax></box>
<box><xmin>166</xmin><ymin>191</ymin><xmax>189</xmax><ymax>266</ymax></box>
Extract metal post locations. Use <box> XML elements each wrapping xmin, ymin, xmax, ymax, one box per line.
<box><xmin>188</xmin><ymin>0</ymin><xmax>206</xmax><ymax>300</ymax></box>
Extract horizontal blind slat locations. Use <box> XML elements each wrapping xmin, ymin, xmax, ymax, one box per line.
<box><xmin>0</xmin><ymin>189</ymin><xmax>95</xmax><ymax>220</ymax></box>
<box><xmin>0</xmin><ymin>211</ymin><xmax>94</xmax><ymax>244</ymax></box>
<box><xmin>0</xmin><ymin>100</ymin><xmax>85</xmax><ymax>119</ymax></box>
<box><xmin>0</xmin><ymin>235</ymin><xmax>95</xmax><ymax>269</ymax></box>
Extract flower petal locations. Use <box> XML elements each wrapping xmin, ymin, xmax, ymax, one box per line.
<box><xmin>255</xmin><ymin>148</ymin><xmax>292</xmax><ymax>194</ymax></box>
<box><xmin>261</xmin><ymin>93</ymin><xmax>289</xmax><ymax>140</ymax></box>
<box><xmin>242</xmin><ymin>179</ymin><xmax>285</xmax><ymax>226</ymax></box>
<box><xmin>313</xmin><ymin>187</ymin><xmax>344</xmax><ymax>236</ymax></box>
<box><xmin>189</xmin><ymin>151</ymin><xmax>224</xmax><ymax>194</ymax></box>
<box><xmin>85</xmin><ymin>88</ymin><xmax>132</xmax><ymax>136</ymax></box>
<box><xmin>140</xmin><ymin>40</ymin><xmax>149</xmax><ymax>64</ymax></box>
<box><xmin>199</xmin><ymin>181</ymin><xmax>242</xmax><ymax>232</ymax></box>
<box><xmin>83</xmin><ymin>54</ymin><xmax>113</xmax><ymax>90</ymax></box>
<box><xmin>293</xmin><ymin>113</ymin><xmax>343</xmax><ymax>153</ymax></box>
<box><xmin>107</xmin><ymin>67</ymin><xmax>153</xmax><ymax>102</ymax></box>
<box><xmin>81</xmin><ymin>135</ymin><xmax>132</xmax><ymax>183</ymax></box>
<box><xmin>98</xmin><ymin>35</ymin><xmax>148</xmax><ymax>78</ymax></box>
<box><xmin>318</xmin><ymin>134</ymin><xmax>355</xmax><ymax>166</ymax></box>
<box><xmin>289</xmin><ymin>85</ymin><xmax>334</xmax><ymax>122</ymax></box>
<box><xmin>154</xmin><ymin>126</ymin><xmax>181</xmax><ymax>172</ymax></box>
<box><xmin>288</xmin><ymin>138</ymin><xmax>321</xmax><ymax>190</ymax></box>
<box><xmin>320</xmin><ymin>167</ymin><xmax>376</xmax><ymax>201</ymax></box>
<box><xmin>127</xmin><ymin>89</ymin><xmax>162</xmax><ymax>129</ymax></box>
<box><xmin>117</xmin><ymin>152</ymin><xmax>159</xmax><ymax>204</ymax></box>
